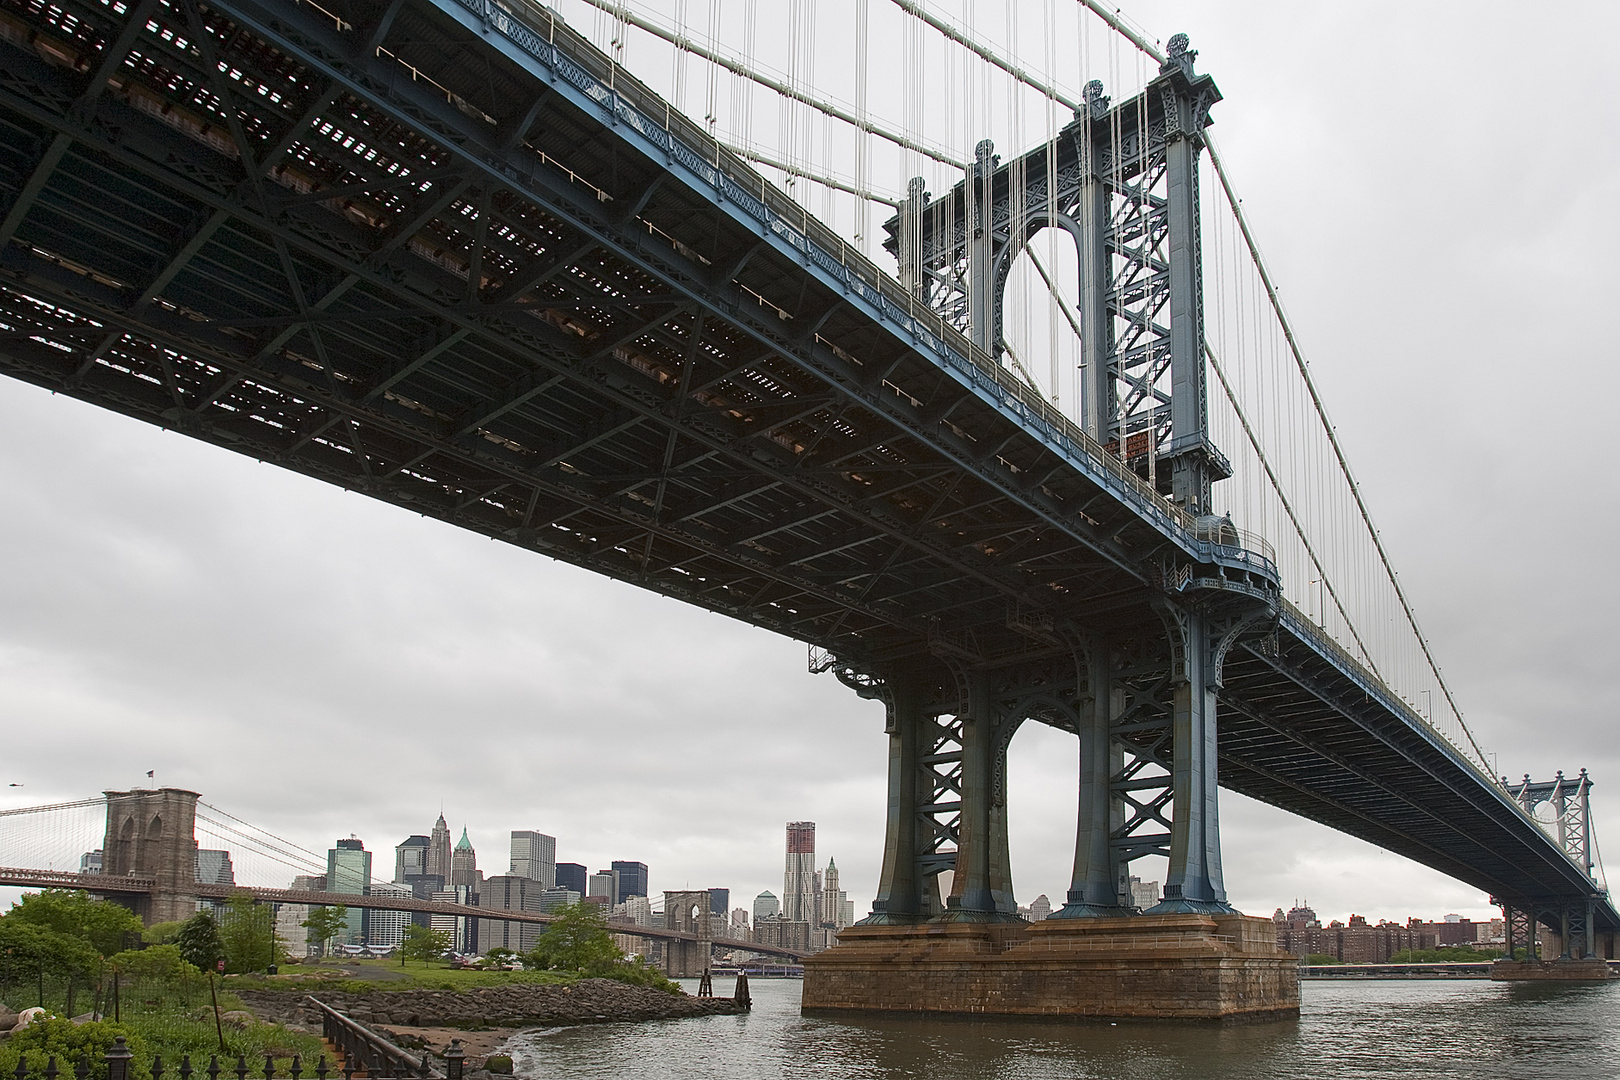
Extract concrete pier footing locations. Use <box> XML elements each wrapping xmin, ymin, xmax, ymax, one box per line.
<box><xmin>802</xmin><ymin>913</ymin><xmax>1299</xmax><ymax>1020</ymax></box>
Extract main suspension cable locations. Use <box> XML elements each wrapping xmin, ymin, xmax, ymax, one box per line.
<box><xmin>567</xmin><ymin>0</ymin><xmax>968</xmax><ymax>167</ymax></box>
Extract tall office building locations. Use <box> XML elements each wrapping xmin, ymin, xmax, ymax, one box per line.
<box><xmin>611</xmin><ymin>860</ymin><xmax>648</xmax><ymax>901</ymax></box>
<box><xmin>821</xmin><ymin>858</ymin><xmax>849</xmax><ymax>930</ymax></box>
<box><xmin>510</xmin><ymin>831</ymin><xmax>556</xmax><ymax>887</ymax></box>
<box><xmin>450</xmin><ymin>828</ymin><xmax>481</xmax><ymax>888</ymax></box>
<box><xmin>782</xmin><ymin>821</ymin><xmax>816</xmax><ymax>923</ymax></box>
<box><xmin>753</xmin><ymin>890</ymin><xmax>779</xmax><ymax>922</ymax></box>
<box><xmin>426</xmin><ymin>814</ymin><xmax>453</xmax><ymax>882</ymax></box>
<box><xmin>196</xmin><ymin>849</ymin><xmax>235</xmax><ymax>886</ymax></box>
<box><xmin>587</xmin><ymin>869</ymin><xmax>617</xmax><ymax>902</ymax></box>
<box><xmin>395</xmin><ymin>835</ymin><xmax>429</xmax><ymax>882</ymax></box>
<box><xmin>555</xmin><ymin>862</ymin><xmax>588</xmax><ymax>895</ymax></box>
<box><xmin>708</xmin><ymin>887</ymin><xmax>729</xmax><ymax>915</ymax></box>
<box><xmin>327</xmin><ymin>838</ymin><xmax>372</xmax><ymax>945</ymax></box>
<box><xmin>367</xmin><ymin>881</ymin><xmax>412</xmax><ymax>947</ymax></box>
<box><xmin>480</xmin><ymin>875</ymin><xmax>545</xmax><ymax>953</ymax></box>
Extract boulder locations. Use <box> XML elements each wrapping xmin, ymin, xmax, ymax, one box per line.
<box><xmin>0</xmin><ymin>1004</ymin><xmax>17</xmax><ymax>1031</ymax></box>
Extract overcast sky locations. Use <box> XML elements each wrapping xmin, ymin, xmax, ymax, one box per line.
<box><xmin>2</xmin><ymin>0</ymin><xmax>1616</xmax><ymax>928</ymax></box>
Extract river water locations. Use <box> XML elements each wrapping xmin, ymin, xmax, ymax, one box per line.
<box><xmin>504</xmin><ymin>976</ymin><xmax>1620</xmax><ymax>1079</ymax></box>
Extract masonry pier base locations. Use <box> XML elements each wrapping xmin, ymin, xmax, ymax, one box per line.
<box><xmin>802</xmin><ymin>914</ymin><xmax>1299</xmax><ymax>1020</ymax></box>
<box><xmin>1490</xmin><ymin>958</ymin><xmax>1614</xmax><ymax>981</ymax></box>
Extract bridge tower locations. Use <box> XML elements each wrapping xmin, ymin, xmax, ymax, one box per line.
<box><xmin>102</xmin><ymin>788</ymin><xmax>202</xmax><ymax>925</ymax></box>
<box><xmin>1492</xmin><ymin>771</ymin><xmax>1614</xmax><ymax>974</ymax></box>
<box><xmin>806</xmin><ymin>36</ymin><xmax>1297</xmax><ymax>1018</ymax></box>
<box><xmin>662</xmin><ymin>889</ymin><xmax>713</xmax><ymax>979</ymax></box>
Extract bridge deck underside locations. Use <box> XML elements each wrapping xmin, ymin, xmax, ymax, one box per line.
<box><xmin>1219</xmin><ymin>615</ymin><xmax>1612</xmax><ymax>924</ymax></box>
<box><xmin>0</xmin><ymin>0</ymin><xmax>1605</xmax><ymax>927</ymax></box>
<box><xmin>0</xmin><ymin>0</ymin><xmax>1177</xmax><ymax>672</ymax></box>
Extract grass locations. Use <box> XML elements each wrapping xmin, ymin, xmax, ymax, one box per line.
<box><xmin>226</xmin><ymin>959</ymin><xmax>576</xmax><ymax>994</ymax></box>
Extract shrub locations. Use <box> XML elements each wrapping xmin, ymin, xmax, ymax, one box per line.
<box><xmin>0</xmin><ymin>1018</ymin><xmax>152</xmax><ymax>1080</ymax></box>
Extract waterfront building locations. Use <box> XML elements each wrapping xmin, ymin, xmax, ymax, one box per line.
<box><xmin>1016</xmin><ymin>894</ymin><xmax>1051</xmax><ymax>922</ymax></box>
<box><xmin>510</xmin><ymin>831</ymin><xmax>557</xmax><ymax>887</ymax></box>
<box><xmin>395</xmin><ymin>835</ymin><xmax>429</xmax><ymax>882</ymax></box>
<box><xmin>367</xmin><ymin>881</ymin><xmax>412</xmax><ymax>947</ymax></box>
<box><xmin>431</xmin><ymin>884</ymin><xmax>477</xmax><ymax>953</ymax></box>
<box><xmin>555</xmin><ymin>862</ymin><xmax>588</xmax><ymax>895</ymax></box>
<box><xmin>326</xmin><ymin>838</ymin><xmax>371</xmax><ymax>945</ymax></box>
<box><xmin>612</xmin><ymin>860</ymin><xmax>648</xmax><ymax>901</ymax></box>
<box><xmin>426</xmin><ymin>814</ymin><xmax>453</xmax><ymax>883</ymax></box>
<box><xmin>480</xmin><ymin>874</ymin><xmax>545</xmax><ymax>953</ymax></box>
<box><xmin>753</xmin><ymin>916</ymin><xmax>811</xmax><ymax>952</ymax></box>
<box><xmin>783</xmin><ymin>822</ymin><xmax>816</xmax><ymax>923</ymax></box>
<box><xmin>753</xmin><ymin>890</ymin><xmax>780</xmax><ymax>922</ymax></box>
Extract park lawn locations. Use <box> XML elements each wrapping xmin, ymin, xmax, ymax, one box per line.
<box><xmin>228</xmin><ymin>960</ymin><xmax>575</xmax><ymax>994</ymax></box>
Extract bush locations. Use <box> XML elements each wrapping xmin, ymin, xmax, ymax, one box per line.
<box><xmin>1302</xmin><ymin>954</ymin><xmax>1343</xmax><ymax>965</ymax></box>
<box><xmin>0</xmin><ymin>1018</ymin><xmax>152</xmax><ymax>1080</ymax></box>
<box><xmin>597</xmin><ymin>961</ymin><xmax>682</xmax><ymax>995</ymax></box>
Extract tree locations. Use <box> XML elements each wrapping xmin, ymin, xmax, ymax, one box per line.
<box><xmin>300</xmin><ymin>905</ymin><xmax>349</xmax><ymax>958</ymax></box>
<box><xmin>5</xmin><ymin>890</ymin><xmax>142</xmax><ymax>956</ymax></box>
<box><xmin>218</xmin><ymin>892</ymin><xmax>282</xmax><ymax>973</ymax></box>
<box><xmin>176</xmin><ymin>911</ymin><xmax>225</xmax><ymax>972</ymax></box>
<box><xmin>398</xmin><ymin>924</ymin><xmax>451</xmax><ymax>966</ymax></box>
<box><xmin>524</xmin><ymin>903</ymin><xmax>622</xmax><ymax>975</ymax></box>
<box><xmin>0</xmin><ymin>919</ymin><xmax>100</xmax><ymax>982</ymax></box>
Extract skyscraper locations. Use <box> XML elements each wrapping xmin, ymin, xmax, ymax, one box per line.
<box><xmin>821</xmin><ymin>858</ymin><xmax>849</xmax><ymax>930</ymax></box>
<box><xmin>450</xmin><ymin>827</ymin><xmax>481</xmax><ymax>888</ymax></box>
<box><xmin>753</xmin><ymin>890</ymin><xmax>779</xmax><ymax>922</ymax></box>
<box><xmin>426</xmin><ymin>814</ymin><xmax>452</xmax><ymax>882</ymax></box>
<box><xmin>783</xmin><ymin>821</ymin><xmax>816</xmax><ymax>923</ymax></box>
<box><xmin>556</xmin><ymin>862</ymin><xmax>587</xmax><ymax>895</ymax></box>
<box><xmin>510</xmin><ymin>831</ymin><xmax>556</xmax><ymax>887</ymax></box>
<box><xmin>395</xmin><ymin>835</ymin><xmax>429</xmax><ymax>882</ymax></box>
<box><xmin>708</xmin><ymin>887</ymin><xmax>730</xmax><ymax>915</ymax></box>
<box><xmin>611</xmin><ymin>860</ymin><xmax>648</xmax><ymax>901</ymax></box>
<box><xmin>326</xmin><ymin>838</ymin><xmax>371</xmax><ymax>945</ymax></box>
<box><xmin>588</xmin><ymin>869</ymin><xmax>617</xmax><ymax>902</ymax></box>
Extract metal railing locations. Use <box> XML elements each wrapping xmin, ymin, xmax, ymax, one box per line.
<box><xmin>307</xmin><ymin>997</ymin><xmax>450</xmax><ymax>1080</ymax></box>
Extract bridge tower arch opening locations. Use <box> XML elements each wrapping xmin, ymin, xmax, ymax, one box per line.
<box><xmin>101</xmin><ymin>787</ymin><xmax>201</xmax><ymax>925</ymax></box>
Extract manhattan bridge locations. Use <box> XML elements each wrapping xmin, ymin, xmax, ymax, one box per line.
<box><xmin>0</xmin><ymin>0</ymin><xmax>1609</xmax><ymax>1015</ymax></box>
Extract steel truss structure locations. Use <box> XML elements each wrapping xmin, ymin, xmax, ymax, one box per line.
<box><xmin>0</xmin><ymin>0</ymin><xmax>1609</xmax><ymax>936</ymax></box>
<box><xmin>886</xmin><ymin>36</ymin><xmax>1229</xmax><ymax>513</ymax></box>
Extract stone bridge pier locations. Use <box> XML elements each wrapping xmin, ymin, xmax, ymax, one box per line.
<box><xmin>101</xmin><ymin>788</ymin><xmax>202</xmax><ymax>925</ymax></box>
<box><xmin>663</xmin><ymin>890</ymin><xmax>712</xmax><ymax>979</ymax></box>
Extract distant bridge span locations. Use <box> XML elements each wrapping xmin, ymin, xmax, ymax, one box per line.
<box><xmin>0</xmin><ymin>865</ymin><xmax>808</xmax><ymax>961</ymax></box>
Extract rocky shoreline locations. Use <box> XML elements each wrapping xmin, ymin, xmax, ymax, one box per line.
<box><xmin>234</xmin><ymin>980</ymin><xmax>744</xmax><ymax>1034</ymax></box>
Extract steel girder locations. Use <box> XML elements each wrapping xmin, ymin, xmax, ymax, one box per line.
<box><xmin>0</xmin><ymin>0</ymin><xmax>1607</xmax><ymax>929</ymax></box>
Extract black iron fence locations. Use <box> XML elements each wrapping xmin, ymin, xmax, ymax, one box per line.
<box><xmin>6</xmin><ymin>1034</ymin><xmax>465</xmax><ymax>1080</ymax></box>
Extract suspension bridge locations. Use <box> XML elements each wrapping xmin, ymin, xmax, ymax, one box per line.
<box><xmin>0</xmin><ymin>0</ymin><xmax>1608</xmax><ymax>1016</ymax></box>
<box><xmin>0</xmin><ymin>790</ymin><xmax>807</xmax><ymax>967</ymax></box>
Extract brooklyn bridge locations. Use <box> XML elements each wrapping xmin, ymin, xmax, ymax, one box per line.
<box><xmin>0</xmin><ymin>0</ymin><xmax>1609</xmax><ymax>1016</ymax></box>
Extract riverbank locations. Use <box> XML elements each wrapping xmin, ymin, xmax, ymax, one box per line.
<box><xmin>234</xmin><ymin>979</ymin><xmax>744</xmax><ymax>1060</ymax></box>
